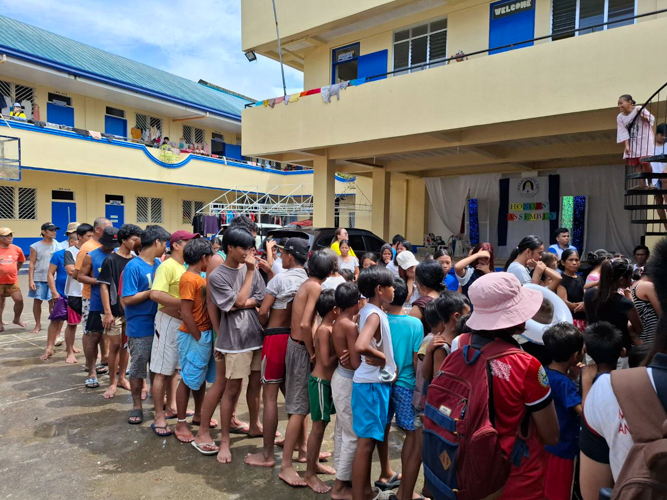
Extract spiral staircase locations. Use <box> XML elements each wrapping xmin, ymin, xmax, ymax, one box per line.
<box><xmin>624</xmin><ymin>82</ymin><xmax>667</xmax><ymax>236</ymax></box>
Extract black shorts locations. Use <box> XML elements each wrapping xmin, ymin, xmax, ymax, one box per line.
<box><xmin>68</xmin><ymin>296</ymin><xmax>83</xmax><ymax>315</ymax></box>
<box><xmin>86</xmin><ymin>310</ymin><xmax>104</xmax><ymax>333</ymax></box>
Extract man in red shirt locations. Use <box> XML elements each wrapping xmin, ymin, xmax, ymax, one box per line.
<box><xmin>462</xmin><ymin>272</ymin><xmax>560</xmax><ymax>499</ymax></box>
<box><xmin>0</xmin><ymin>227</ymin><xmax>27</xmax><ymax>331</ymax></box>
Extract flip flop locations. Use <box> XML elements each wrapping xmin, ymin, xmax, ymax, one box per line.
<box><xmin>151</xmin><ymin>423</ymin><xmax>173</xmax><ymax>437</ymax></box>
<box><xmin>229</xmin><ymin>424</ymin><xmax>250</xmax><ymax>434</ymax></box>
<box><xmin>128</xmin><ymin>409</ymin><xmax>143</xmax><ymax>425</ymax></box>
<box><xmin>375</xmin><ymin>472</ymin><xmax>401</xmax><ymax>491</ymax></box>
<box><xmin>191</xmin><ymin>441</ymin><xmax>219</xmax><ymax>455</ymax></box>
<box><xmin>95</xmin><ymin>363</ymin><xmax>109</xmax><ymax>375</ymax></box>
<box><xmin>85</xmin><ymin>378</ymin><xmax>99</xmax><ymax>389</ymax></box>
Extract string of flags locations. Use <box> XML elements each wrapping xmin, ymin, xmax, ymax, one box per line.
<box><xmin>254</xmin><ymin>78</ymin><xmax>368</xmax><ymax>108</ymax></box>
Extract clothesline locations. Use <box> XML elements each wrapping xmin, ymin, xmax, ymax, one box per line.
<box><xmin>253</xmin><ymin>78</ymin><xmax>368</xmax><ymax>108</ymax></box>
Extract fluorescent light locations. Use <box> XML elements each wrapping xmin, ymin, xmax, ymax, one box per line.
<box><xmin>245</xmin><ymin>51</ymin><xmax>257</xmax><ymax>62</ymax></box>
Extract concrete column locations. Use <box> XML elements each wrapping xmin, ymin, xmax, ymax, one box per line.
<box><xmin>313</xmin><ymin>155</ymin><xmax>336</xmax><ymax>227</ymax></box>
<box><xmin>372</xmin><ymin>167</ymin><xmax>390</xmax><ymax>240</ymax></box>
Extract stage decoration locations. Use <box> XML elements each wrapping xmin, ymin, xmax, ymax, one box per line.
<box><xmin>467</xmin><ymin>198</ymin><xmax>479</xmax><ymax>245</ymax></box>
<box><xmin>573</xmin><ymin>196</ymin><xmax>586</xmax><ymax>253</ymax></box>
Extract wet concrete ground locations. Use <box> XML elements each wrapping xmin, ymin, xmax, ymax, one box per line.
<box><xmin>1</xmin><ymin>275</ymin><xmax>416</xmax><ymax>499</ymax></box>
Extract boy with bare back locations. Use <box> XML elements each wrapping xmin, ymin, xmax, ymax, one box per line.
<box><xmin>245</xmin><ymin>238</ymin><xmax>309</xmax><ymax>468</ymax></box>
<box><xmin>304</xmin><ymin>289</ymin><xmax>339</xmax><ymax>493</ymax></box>
<box><xmin>279</xmin><ymin>250</ymin><xmax>334</xmax><ymax>487</ymax></box>
<box><xmin>331</xmin><ymin>281</ymin><xmax>362</xmax><ymax>500</ymax></box>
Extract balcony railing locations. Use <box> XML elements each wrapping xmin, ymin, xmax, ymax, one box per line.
<box><xmin>246</xmin><ymin>8</ymin><xmax>667</xmax><ymax>108</ymax></box>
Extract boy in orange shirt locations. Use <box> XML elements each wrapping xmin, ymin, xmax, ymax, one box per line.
<box><xmin>175</xmin><ymin>238</ymin><xmax>215</xmax><ymax>444</ymax></box>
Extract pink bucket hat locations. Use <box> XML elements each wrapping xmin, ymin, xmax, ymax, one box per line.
<box><xmin>466</xmin><ymin>272</ymin><xmax>543</xmax><ymax>331</ymax></box>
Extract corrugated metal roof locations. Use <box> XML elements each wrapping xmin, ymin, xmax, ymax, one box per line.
<box><xmin>0</xmin><ymin>15</ymin><xmax>252</xmax><ymax>120</ymax></box>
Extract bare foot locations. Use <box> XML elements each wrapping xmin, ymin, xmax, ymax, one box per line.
<box><xmin>316</xmin><ymin>462</ymin><xmax>336</xmax><ymax>475</ymax></box>
<box><xmin>305</xmin><ymin>474</ymin><xmax>332</xmax><ymax>494</ymax></box>
<box><xmin>30</xmin><ymin>325</ymin><xmax>41</xmax><ymax>333</ymax></box>
<box><xmin>331</xmin><ymin>482</ymin><xmax>353</xmax><ymax>500</ymax></box>
<box><xmin>217</xmin><ymin>443</ymin><xmax>232</xmax><ymax>464</ymax></box>
<box><xmin>275</xmin><ymin>438</ymin><xmax>285</xmax><ymax>448</ymax></box>
<box><xmin>65</xmin><ymin>354</ymin><xmax>78</xmax><ymax>364</ymax></box>
<box><xmin>103</xmin><ymin>385</ymin><xmax>117</xmax><ymax>399</ymax></box>
<box><xmin>72</xmin><ymin>346</ymin><xmax>82</xmax><ymax>354</ymax></box>
<box><xmin>244</xmin><ymin>451</ymin><xmax>275</xmax><ymax>467</ymax></box>
<box><xmin>141</xmin><ymin>389</ymin><xmax>148</xmax><ymax>400</ymax></box>
<box><xmin>0</xmin><ymin>325</ymin><xmax>4</xmax><ymax>333</ymax></box>
<box><xmin>175</xmin><ymin>422</ymin><xmax>194</xmax><ymax>443</ymax></box>
<box><xmin>279</xmin><ymin>467</ymin><xmax>307</xmax><ymax>487</ymax></box>
<box><xmin>118</xmin><ymin>378</ymin><xmax>131</xmax><ymax>391</ymax></box>
<box><xmin>247</xmin><ymin>423</ymin><xmax>265</xmax><ymax>438</ymax></box>
<box><xmin>297</xmin><ymin>451</ymin><xmax>331</xmax><ymax>463</ymax></box>
<box><xmin>39</xmin><ymin>349</ymin><xmax>53</xmax><ymax>361</ymax></box>
<box><xmin>13</xmin><ymin>319</ymin><xmax>27</xmax><ymax>328</ymax></box>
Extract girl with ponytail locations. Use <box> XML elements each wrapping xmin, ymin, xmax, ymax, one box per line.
<box><xmin>584</xmin><ymin>258</ymin><xmax>643</xmax><ymax>350</ymax></box>
<box><xmin>582</xmin><ymin>249</ymin><xmax>611</xmax><ymax>290</ymax></box>
<box><xmin>503</xmin><ymin>235</ymin><xmax>544</xmax><ymax>284</ymax></box>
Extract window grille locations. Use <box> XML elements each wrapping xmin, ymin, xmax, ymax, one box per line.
<box><xmin>150</xmin><ymin>197</ymin><xmax>163</xmax><ymax>223</ymax></box>
<box><xmin>194</xmin><ymin>128</ymin><xmax>205</xmax><ymax>143</ymax></box>
<box><xmin>183</xmin><ymin>125</ymin><xmax>193</xmax><ymax>144</ymax></box>
<box><xmin>136</xmin><ymin>196</ymin><xmax>149</xmax><ymax>223</ymax></box>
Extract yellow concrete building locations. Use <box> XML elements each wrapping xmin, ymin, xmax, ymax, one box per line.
<box><xmin>241</xmin><ymin>0</ymin><xmax>667</xmax><ymax>257</ymax></box>
<box><xmin>0</xmin><ymin>15</ymin><xmax>359</xmax><ymax>255</ymax></box>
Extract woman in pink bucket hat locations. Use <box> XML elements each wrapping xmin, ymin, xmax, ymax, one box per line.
<box><xmin>429</xmin><ymin>272</ymin><xmax>559</xmax><ymax>500</ymax></box>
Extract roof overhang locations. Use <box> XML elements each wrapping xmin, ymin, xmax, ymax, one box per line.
<box><xmin>0</xmin><ymin>49</ymin><xmax>242</xmax><ymax>133</ymax></box>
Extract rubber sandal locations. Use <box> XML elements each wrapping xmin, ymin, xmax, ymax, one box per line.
<box><xmin>375</xmin><ymin>472</ymin><xmax>401</xmax><ymax>491</ymax></box>
<box><xmin>151</xmin><ymin>423</ymin><xmax>173</xmax><ymax>437</ymax></box>
<box><xmin>85</xmin><ymin>378</ymin><xmax>99</xmax><ymax>389</ymax></box>
<box><xmin>128</xmin><ymin>409</ymin><xmax>143</xmax><ymax>425</ymax></box>
<box><xmin>191</xmin><ymin>441</ymin><xmax>219</xmax><ymax>455</ymax></box>
<box><xmin>95</xmin><ymin>363</ymin><xmax>108</xmax><ymax>375</ymax></box>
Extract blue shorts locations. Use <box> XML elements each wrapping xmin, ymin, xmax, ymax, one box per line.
<box><xmin>351</xmin><ymin>382</ymin><xmax>391</xmax><ymax>441</ymax></box>
<box><xmin>387</xmin><ymin>384</ymin><xmax>416</xmax><ymax>431</ymax></box>
<box><xmin>177</xmin><ymin>329</ymin><xmax>216</xmax><ymax>390</ymax></box>
<box><xmin>28</xmin><ymin>281</ymin><xmax>52</xmax><ymax>301</ymax></box>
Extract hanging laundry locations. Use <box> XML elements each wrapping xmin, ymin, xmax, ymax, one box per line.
<box><xmin>33</xmin><ymin>120</ymin><xmax>46</xmax><ymax>128</ymax></box>
<box><xmin>102</xmin><ymin>133</ymin><xmax>114</xmax><ymax>142</ymax></box>
<box><xmin>204</xmin><ymin>215</ymin><xmax>219</xmax><ymax>236</ymax></box>
<box><xmin>321</xmin><ymin>83</ymin><xmax>342</xmax><ymax>103</ymax></box>
<box><xmin>349</xmin><ymin>78</ymin><xmax>367</xmax><ymax>87</ymax></box>
<box><xmin>192</xmin><ymin>214</ymin><xmax>206</xmax><ymax>235</ymax></box>
<box><xmin>340</xmin><ymin>81</ymin><xmax>349</xmax><ymax>91</ymax></box>
<box><xmin>268</xmin><ymin>98</ymin><xmax>276</xmax><ymax>108</ymax></box>
<box><xmin>263</xmin><ymin>100</ymin><xmax>269</xmax><ymax>107</ymax></box>
<box><xmin>130</xmin><ymin>127</ymin><xmax>142</xmax><ymax>140</ymax></box>
<box><xmin>300</xmin><ymin>88</ymin><xmax>321</xmax><ymax>97</ymax></box>
<box><xmin>73</xmin><ymin>128</ymin><xmax>90</xmax><ymax>137</ymax></box>
<box><xmin>275</xmin><ymin>96</ymin><xmax>285</xmax><ymax>105</ymax></box>
<box><xmin>89</xmin><ymin>130</ymin><xmax>102</xmax><ymax>140</ymax></box>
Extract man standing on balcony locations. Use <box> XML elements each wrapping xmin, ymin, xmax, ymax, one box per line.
<box><xmin>9</xmin><ymin>102</ymin><xmax>26</xmax><ymax>120</ymax></box>
<box><xmin>28</xmin><ymin>223</ymin><xmax>59</xmax><ymax>333</ymax></box>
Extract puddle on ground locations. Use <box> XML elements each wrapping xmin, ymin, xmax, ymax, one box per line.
<box><xmin>33</xmin><ymin>422</ymin><xmax>79</xmax><ymax>438</ymax></box>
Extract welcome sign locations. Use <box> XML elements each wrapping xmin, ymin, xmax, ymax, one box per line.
<box><xmin>492</xmin><ymin>0</ymin><xmax>534</xmax><ymax>20</ymax></box>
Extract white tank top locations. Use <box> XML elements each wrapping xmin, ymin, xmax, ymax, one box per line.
<box><xmin>353</xmin><ymin>303</ymin><xmax>396</xmax><ymax>383</ymax></box>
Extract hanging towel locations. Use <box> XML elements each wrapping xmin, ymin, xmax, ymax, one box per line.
<box><xmin>340</xmin><ymin>81</ymin><xmax>349</xmax><ymax>91</ymax></box>
<box><xmin>301</xmin><ymin>88</ymin><xmax>321</xmax><ymax>97</ymax></box>
<box><xmin>321</xmin><ymin>83</ymin><xmax>342</xmax><ymax>103</ymax></box>
<box><xmin>33</xmin><ymin>120</ymin><xmax>46</xmax><ymax>128</ymax></box>
<box><xmin>73</xmin><ymin>128</ymin><xmax>90</xmax><ymax>137</ymax></box>
<box><xmin>89</xmin><ymin>130</ymin><xmax>102</xmax><ymax>140</ymax></box>
<box><xmin>263</xmin><ymin>100</ymin><xmax>269</xmax><ymax>107</ymax></box>
<box><xmin>130</xmin><ymin>127</ymin><xmax>142</xmax><ymax>139</ymax></box>
<box><xmin>268</xmin><ymin>98</ymin><xmax>277</xmax><ymax>108</ymax></box>
<box><xmin>102</xmin><ymin>133</ymin><xmax>114</xmax><ymax>142</ymax></box>
<box><xmin>275</xmin><ymin>96</ymin><xmax>285</xmax><ymax>105</ymax></box>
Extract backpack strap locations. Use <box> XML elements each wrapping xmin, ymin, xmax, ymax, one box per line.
<box><xmin>611</xmin><ymin>368</ymin><xmax>667</xmax><ymax>443</ymax></box>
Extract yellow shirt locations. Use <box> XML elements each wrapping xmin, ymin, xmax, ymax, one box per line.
<box><xmin>151</xmin><ymin>257</ymin><xmax>186</xmax><ymax>310</ymax></box>
<box><xmin>330</xmin><ymin>240</ymin><xmax>357</xmax><ymax>258</ymax></box>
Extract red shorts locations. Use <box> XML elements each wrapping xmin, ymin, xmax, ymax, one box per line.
<box><xmin>260</xmin><ymin>329</ymin><xmax>290</xmax><ymax>384</ymax></box>
<box><xmin>544</xmin><ymin>453</ymin><xmax>575</xmax><ymax>500</ymax></box>
<box><xmin>626</xmin><ymin>157</ymin><xmax>649</xmax><ymax>168</ymax></box>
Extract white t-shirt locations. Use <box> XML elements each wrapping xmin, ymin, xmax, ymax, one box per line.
<box><xmin>272</xmin><ymin>257</ymin><xmax>283</xmax><ymax>276</ymax></box>
<box><xmin>507</xmin><ymin>261</ymin><xmax>531</xmax><ymax>284</ymax></box>
<box><xmin>321</xmin><ymin>275</ymin><xmax>346</xmax><ymax>291</ymax></box>
<box><xmin>385</xmin><ymin>260</ymin><xmax>399</xmax><ymax>277</ymax></box>
<box><xmin>353</xmin><ymin>303</ymin><xmax>396</xmax><ymax>384</ymax></box>
<box><xmin>584</xmin><ymin>370</ymin><xmax>660</xmax><ymax>480</ymax></box>
<box><xmin>64</xmin><ymin>246</ymin><xmax>83</xmax><ymax>297</ymax></box>
<box><xmin>265</xmin><ymin>267</ymin><xmax>307</xmax><ymax>310</ymax></box>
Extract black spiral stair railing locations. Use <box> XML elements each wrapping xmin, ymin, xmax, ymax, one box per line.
<box><xmin>624</xmin><ymin>81</ymin><xmax>667</xmax><ymax>236</ymax></box>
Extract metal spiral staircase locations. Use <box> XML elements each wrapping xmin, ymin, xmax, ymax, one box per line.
<box><xmin>624</xmin><ymin>82</ymin><xmax>667</xmax><ymax>236</ymax></box>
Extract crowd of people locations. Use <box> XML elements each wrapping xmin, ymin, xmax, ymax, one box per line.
<box><xmin>1</xmin><ymin>218</ymin><xmax>666</xmax><ymax>500</ymax></box>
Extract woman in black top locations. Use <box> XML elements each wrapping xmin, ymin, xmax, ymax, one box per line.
<box><xmin>584</xmin><ymin>258</ymin><xmax>643</xmax><ymax>350</ymax></box>
<box><xmin>559</xmin><ymin>249</ymin><xmax>587</xmax><ymax>331</ymax></box>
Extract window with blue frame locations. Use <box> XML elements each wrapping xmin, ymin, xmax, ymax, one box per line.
<box><xmin>332</xmin><ymin>43</ymin><xmax>360</xmax><ymax>84</ymax></box>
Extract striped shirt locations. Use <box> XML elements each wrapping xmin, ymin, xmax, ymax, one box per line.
<box><xmin>631</xmin><ymin>286</ymin><xmax>658</xmax><ymax>344</ymax></box>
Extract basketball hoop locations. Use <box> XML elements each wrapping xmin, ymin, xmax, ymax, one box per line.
<box><xmin>0</xmin><ymin>135</ymin><xmax>20</xmax><ymax>181</ymax></box>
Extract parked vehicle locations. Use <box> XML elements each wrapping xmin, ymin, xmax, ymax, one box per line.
<box><xmin>216</xmin><ymin>222</ymin><xmax>283</xmax><ymax>249</ymax></box>
<box><xmin>264</xmin><ymin>227</ymin><xmax>386</xmax><ymax>258</ymax></box>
